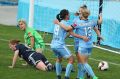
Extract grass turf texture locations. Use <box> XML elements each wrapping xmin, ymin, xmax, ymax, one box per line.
<box><xmin>0</xmin><ymin>24</ymin><xmax>120</xmax><ymax>79</ymax></box>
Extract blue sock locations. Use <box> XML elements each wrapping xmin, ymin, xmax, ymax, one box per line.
<box><xmin>83</xmin><ymin>63</ymin><xmax>95</xmax><ymax>77</ymax></box>
<box><xmin>77</xmin><ymin>63</ymin><xmax>85</xmax><ymax>78</ymax></box>
<box><xmin>56</xmin><ymin>62</ymin><xmax>62</xmax><ymax>76</ymax></box>
<box><xmin>65</xmin><ymin>63</ymin><xmax>73</xmax><ymax>77</ymax></box>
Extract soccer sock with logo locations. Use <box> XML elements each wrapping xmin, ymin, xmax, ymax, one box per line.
<box><xmin>77</xmin><ymin>63</ymin><xmax>85</xmax><ymax>78</ymax></box>
<box><xmin>83</xmin><ymin>63</ymin><xmax>95</xmax><ymax>77</ymax></box>
<box><xmin>56</xmin><ymin>62</ymin><xmax>62</xmax><ymax>76</ymax></box>
<box><xmin>65</xmin><ymin>63</ymin><xmax>73</xmax><ymax>77</ymax></box>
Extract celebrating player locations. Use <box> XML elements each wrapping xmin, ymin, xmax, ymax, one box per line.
<box><xmin>54</xmin><ymin>8</ymin><xmax>103</xmax><ymax>79</ymax></box>
<box><xmin>51</xmin><ymin>9</ymin><xmax>80</xmax><ymax>79</ymax></box>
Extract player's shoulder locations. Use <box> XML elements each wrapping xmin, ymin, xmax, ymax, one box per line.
<box><xmin>60</xmin><ymin>20</ymin><xmax>69</xmax><ymax>26</ymax></box>
<box><xmin>60</xmin><ymin>20</ymin><xmax>66</xmax><ymax>24</ymax></box>
<box><xmin>16</xmin><ymin>44</ymin><xmax>23</xmax><ymax>50</ymax></box>
<box><xmin>73</xmin><ymin>16</ymin><xmax>79</xmax><ymax>22</ymax></box>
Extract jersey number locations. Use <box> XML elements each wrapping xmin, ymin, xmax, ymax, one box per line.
<box><xmin>54</xmin><ymin>25</ymin><xmax>60</xmax><ymax>36</ymax></box>
<box><xmin>84</xmin><ymin>27</ymin><xmax>92</xmax><ymax>37</ymax></box>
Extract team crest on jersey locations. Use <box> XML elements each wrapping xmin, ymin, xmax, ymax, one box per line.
<box><xmin>79</xmin><ymin>23</ymin><xmax>84</xmax><ymax>26</ymax></box>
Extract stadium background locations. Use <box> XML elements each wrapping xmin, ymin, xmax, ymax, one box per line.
<box><xmin>17</xmin><ymin>0</ymin><xmax>120</xmax><ymax>49</ymax></box>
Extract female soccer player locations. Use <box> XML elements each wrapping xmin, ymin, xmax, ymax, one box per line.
<box><xmin>8</xmin><ymin>39</ymin><xmax>52</xmax><ymax>71</ymax></box>
<box><xmin>54</xmin><ymin>8</ymin><xmax>103</xmax><ymax>79</ymax></box>
<box><xmin>51</xmin><ymin>9</ymin><xmax>83</xmax><ymax>79</ymax></box>
<box><xmin>18</xmin><ymin>20</ymin><xmax>45</xmax><ymax>53</ymax></box>
<box><xmin>62</xmin><ymin>5</ymin><xmax>90</xmax><ymax>79</ymax></box>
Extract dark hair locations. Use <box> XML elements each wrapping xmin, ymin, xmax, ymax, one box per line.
<box><xmin>80</xmin><ymin>4</ymin><xmax>87</xmax><ymax>9</ymax></box>
<box><xmin>56</xmin><ymin>9</ymin><xmax>69</xmax><ymax>22</ymax></box>
<box><xmin>9</xmin><ymin>39</ymin><xmax>20</xmax><ymax>45</ymax></box>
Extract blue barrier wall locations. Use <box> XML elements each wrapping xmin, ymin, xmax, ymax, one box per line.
<box><xmin>17</xmin><ymin>0</ymin><xmax>120</xmax><ymax>49</ymax></box>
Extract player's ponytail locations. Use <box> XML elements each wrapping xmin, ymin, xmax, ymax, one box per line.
<box><xmin>9</xmin><ymin>39</ymin><xmax>20</xmax><ymax>45</ymax></box>
<box><xmin>56</xmin><ymin>14</ymin><xmax>62</xmax><ymax>22</ymax></box>
<box><xmin>56</xmin><ymin>9</ymin><xmax>69</xmax><ymax>22</ymax></box>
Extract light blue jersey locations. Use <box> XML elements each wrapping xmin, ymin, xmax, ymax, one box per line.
<box><xmin>51</xmin><ymin>20</ymin><xmax>69</xmax><ymax>48</ymax></box>
<box><xmin>73</xmin><ymin>18</ymin><xmax>97</xmax><ymax>48</ymax></box>
<box><xmin>51</xmin><ymin>20</ymin><xmax>72</xmax><ymax>58</ymax></box>
<box><xmin>73</xmin><ymin>17</ymin><xmax>80</xmax><ymax>52</ymax></box>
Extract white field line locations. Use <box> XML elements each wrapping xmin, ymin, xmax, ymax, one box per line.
<box><xmin>46</xmin><ymin>43</ymin><xmax>120</xmax><ymax>54</ymax></box>
<box><xmin>45</xmin><ymin>48</ymin><xmax>120</xmax><ymax>66</ymax></box>
<box><xmin>0</xmin><ymin>38</ymin><xmax>120</xmax><ymax>66</ymax></box>
<box><xmin>0</xmin><ymin>39</ymin><xmax>120</xmax><ymax>54</ymax></box>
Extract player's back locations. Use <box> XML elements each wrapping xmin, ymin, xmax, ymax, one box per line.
<box><xmin>16</xmin><ymin>44</ymin><xmax>33</xmax><ymax>61</ymax></box>
<box><xmin>51</xmin><ymin>20</ymin><xmax>69</xmax><ymax>48</ymax></box>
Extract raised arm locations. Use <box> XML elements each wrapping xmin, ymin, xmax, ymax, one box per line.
<box><xmin>30</xmin><ymin>36</ymin><xmax>35</xmax><ymax>49</ymax></box>
<box><xmin>54</xmin><ymin>19</ymin><xmax>73</xmax><ymax>31</ymax></box>
<box><xmin>97</xmin><ymin>13</ymin><xmax>102</xmax><ymax>25</ymax></box>
<box><xmin>8</xmin><ymin>50</ymin><xmax>19</xmax><ymax>68</ymax></box>
<box><xmin>28</xmin><ymin>32</ymin><xmax>35</xmax><ymax>49</ymax></box>
<box><xmin>93</xmin><ymin>27</ymin><xmax>103</xmax><ymax>41</ymax></box>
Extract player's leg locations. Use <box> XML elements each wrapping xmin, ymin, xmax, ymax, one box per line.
<box><xmin>78</xmin><ymin>47</ymin><xmax>98</xmax><ymax>79</ymax></box>
<box><xmin>36</xmin><ymin>61</ymin><xmax>47</xmax><ymax>71</ymax></box>
<box><xmin>51</xmin><ymin>48</ymin><xmax>62</xmax><ymax>79</ymax></box>
<box><xmin>60</xmin><ymin>46</ymin><xmax>74</xmax><ymax>79</ymax></box>
<box><xmin>76</xmin><ymin>52</ymin><xmax>86</xmax><ymax>79</ymax></box>
<box><xmin>28</xmin><ymin>53</ymin><xmax>47</xmax><ymax>71</ymax></box>
<box><xmin>74</xmin><ymin>43</ymin><xmax>85</xmax><ymax>79</ymax></box>
<box><xmin>56</xmin><ymin>58</ymin><xmax>62</xmax><ymax>79</ymax></box>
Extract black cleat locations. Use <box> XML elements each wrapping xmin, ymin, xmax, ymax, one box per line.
<box><xmin>57</xmin><ymin>75</ymin><xmax>61</xmax><ymax>79</ymax></box>
<box><xmin>64</xmin><ymin>76</ymin><xmax>69</xmax><ymax>79</ymax></box>
<box><xmin>86</xmin><ymin>73</ymin><xmax>91</xmax><ymax>79</ymax></box>
<box><xmin>47</xmin><ymin>64</ymin><xmax>53</xmax><ymax>71</ymax></box>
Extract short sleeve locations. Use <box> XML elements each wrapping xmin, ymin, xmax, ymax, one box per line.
<box><xmin>71</xmin><ymin>17</ymin><xmax>79</xmax><ymax>29</ymax></box>
<box><xmin>16</xmin><ymin>45</ymin><xmax>20</xmax><ymax>50</ymax></box>
<box><xmin>27</xmin><ymin>28</ymin><xmax>34</xmax><ymax>37</ymax></box>
<box><xmin>90</xmin><ymin>20</ymin><xmax>98</xmax><ymax>28</ymax></box>
<box><xmin>28</xmin><ymin>32</ymin><xmax>34</xmax><ymax>37</ymax></box>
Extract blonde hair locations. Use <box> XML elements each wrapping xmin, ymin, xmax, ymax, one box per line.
<box><xmin>18</xmin><ymin>19</ymin><xmax>27</xmax><ymax>25</ymax></box>
<box><xmin>81</xmin><ymin>8</ymin><xmax>90</xmax><ymax>19</ymax></box>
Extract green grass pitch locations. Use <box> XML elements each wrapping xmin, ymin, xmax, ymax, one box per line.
<box><xmin>0</xmin><ymin>25</ymin><xmax>120</xmax><ymax>79</ymax></box>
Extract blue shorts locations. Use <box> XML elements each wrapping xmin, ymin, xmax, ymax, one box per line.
<box><xmin>51</xmin><ymin>46</ymin><xmax>72</xmax><ymax>59</ymax></box>
<box><xmin>78</xmin><ymin>47</ymin><xmax>92</xmax><ymax>56</ymax></box>
<box><xmin>74</xmin><ymin>40</ymin><xmax>79</xmax><ymax>53</ymax></box>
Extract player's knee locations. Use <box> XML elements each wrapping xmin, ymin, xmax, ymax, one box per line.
<box><xmin>68</xmin><ymin>55</ymin><xmax>74</xmax><ymax>64</ymax></box>
<box><xmin>56</xmin><ymin>58</ymin><xmax>62</xmax><ymax>62</ymax></box>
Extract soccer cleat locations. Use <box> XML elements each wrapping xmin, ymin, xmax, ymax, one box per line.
<box><xmin>57</xmin><ymin>75</ymin><xmax>61</xmax><ymax>79</ymax></box>
<box><xmin>64</xmin><ymin>76</ymin><xmax>69</xmax><ymax>79</ymax></box>
<box><xmin>93</xmin><ymin>76</ymin><xmax>98</xmax><ymax>79</ymax></box>
<box><xmin>86</xmin><ymin>73</ymin><xmax>91</xmax><ymax>79</ymax></box>
<box><xmin>47</xmin><ymin>64</ymin><xmax>53</xmax><ymax>71</ymax></box>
